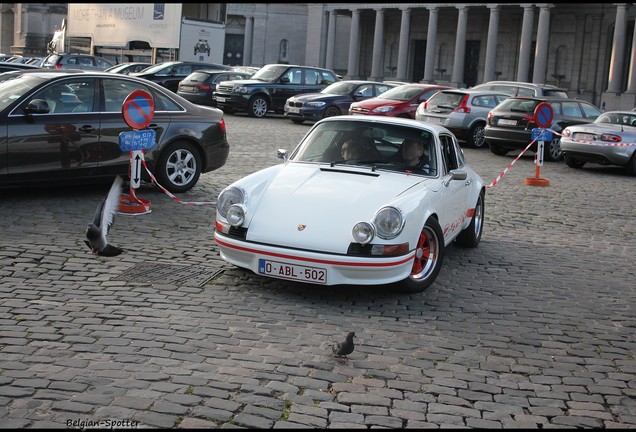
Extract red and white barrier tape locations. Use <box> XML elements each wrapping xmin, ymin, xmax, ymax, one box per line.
<box><xmin>141</xmin><ymin>157</ymin><xmax>216</xmax><ymax>206</ymax></box>
<box><xmin>486</xmin><ymin>137</ymin><xmax>538</xmax><ymax>188</ymax></box>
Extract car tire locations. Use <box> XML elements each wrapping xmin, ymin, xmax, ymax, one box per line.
<box><xmin>291</xmin><ymin>118</ymin><xmax>305</xmax><ymax>124</ymax></box>
<box><xmin>627</xmin><ymin>154</ymin><xmax>636</xmax><ymax>176</ymax></box>
<box><xmin>455</xmin><ymin>191</ymin><xmax>484</xmax><ymax>248</ymax></box>
<box><xmin>564</xmin><ymin>155</ymin><xmax>586</xmax><ymax>169</ymax></box>
<box><xmin>248</xmin><ymin>96</ymin><xmax>269</xmax><ymax>118</ymax></box>
<box><xmin>323</xmin><ymin>106</ymin><xmax>341</xmax><ymax>118</ymax></box>
<box><xmin>489</xmin><ymin>142</ymin><xmax>508</xmax><ymax>156</ymax></box>
<box><xmin>154</xmin><ymin>141</ymin><xmax>202</xmax><ymax>193</ymax></box>
<box><xmin>394</xmin><ymin>216</ymin><xmax>445</xmax><ymax>293</ymax></box>
<box><xmin>545</xmin><ymin>137</ymin><xmax>563</xmax><ymax>162</ymax></box>
<box><xmin>468</xmin><ymin>123</ymin><xmax>487</xmax><ymax>148</ymax></box>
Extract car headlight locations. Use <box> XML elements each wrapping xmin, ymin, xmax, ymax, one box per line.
<box><xmin>306</xmin><ymin>101</ymin><xmax>326</xmax><ymax>107</ymax></box>
<box><xmin>217</xmin><ymin>186</ymin><xmax>246</xmax><ymax>218</ymax></box>
<box><xmin>233</xmin><ymin>85</ymin><xmax>249</xmax><ymax>94</ymax></box>
<box><xmin>226</xmin><ymin>204</ymin><xmax>247</xmax><ymax>227</ymax></box>
<box><xmin>374</xmin><ymin>206</ymin><xmax>404</xmax><ymax>239</ymax></box>
<box><xmin>373</xmin><ymin>106</ymin><xmax>395</xmax><ymax>113</ymax></box>
<box><xmin>352</xmin><ymin>222</ymin><xmax>375</xmax><ymax>245</ymax></box>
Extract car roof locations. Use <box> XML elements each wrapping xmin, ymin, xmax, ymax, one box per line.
<box><xmin>318</xmin><ymin>113</ymin><xmax>452</xmax><ymax>133</ymax></box>
<box><xmin>438</xmin><ymin>88</ymin><xmax>509</xmax><ymax>95</ymax></box>
<box><xmin>263</xmin><ymin>63</ymin><xmax>335</xmax><ymax>72</ymax></box>
<box><xmin>473</xmin><ymin>80</ymin><xmax>567</xmax><ymax>92</ymax></box>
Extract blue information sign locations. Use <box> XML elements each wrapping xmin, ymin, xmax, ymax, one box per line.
<box><xmin>531</xmin><ymin>128</ymin><xmax>553</xmax><ymax>142</ymax></box>
<box><xmin>119</xmin><ymin>130</ymin><xmax>157</xmax><ymax>151</ymax></box>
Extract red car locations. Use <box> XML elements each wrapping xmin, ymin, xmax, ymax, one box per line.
<box><xmin>348</xmin><ymin>83</ymin><xmax>452</xmax><ymax>119</ymax></box>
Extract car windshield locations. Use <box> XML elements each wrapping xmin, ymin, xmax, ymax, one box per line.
<box><xmin>596</xmin><ymin>112</ymin><xmax>636</xmax><ymax>126</ymax></box>
<box><xmin>377</xmin><ymin>85</ymin><xmax>425</xmax><ymax>101</ymax></box>
<box><xmin>543</xmin><ymin>89</ymin><xmax>569</xmax><ymax>98</ymax></box>
<box><xmin>250</xmin><ymin>65</ymin><xmax>288</xmax><ymax>82</ymax></box>
<box><xmin>136</xmin><ymin>63</ymin><xmax>173</xmax><ymax>74</ymax></box>
<box><xmin>426</xmin><ymin>92</ymin><xmax>464</xmax><ymax>109</ymax></box>
<box><xmin>321</xmin><ymin>81</ymin><xmax>359</xmax><ymax>95</ymax></box>
<box><xmin>497</xmin><ymin>98</ymin><xmax>539</xmax><ymax>113</ymax></box>
<box><xmin>290</xmin><ymin>119</ymin><xmax>438</xmax><ymax>176</ymax></box>
<box><xmin>0</xmin><ymin>74</ymin><xmax>47</xmax><ymax>111</ymax></box>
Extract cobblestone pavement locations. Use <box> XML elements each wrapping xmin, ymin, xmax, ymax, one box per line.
<box><xmin>1</xmin><ymin>112</ymin><xmax>635</xmax><ymax>429</ymax></box>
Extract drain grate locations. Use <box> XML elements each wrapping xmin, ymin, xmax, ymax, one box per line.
<box><xmin>114</xmin><ymin>263</ymin><xmax>224</xmax><ymax>287</ymax></box>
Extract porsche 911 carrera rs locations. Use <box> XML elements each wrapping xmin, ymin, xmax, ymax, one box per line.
<box><xmin>214</xmin><ymin>116</ymin><xmax>486</xmax><ymax>293</ymax></box>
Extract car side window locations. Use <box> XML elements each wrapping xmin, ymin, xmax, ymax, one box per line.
<box><xmin>305</xmin><ymin>70</ymin><xmax>321</xmax><ymax>85</ymax></box>
<box><xmin>517</xmin><ymin>87</ymin><xmax>534</xmax><ymax>97</ymax></box>
<box><xmin>102</xmin><ymin>78</ymin><xmax>149</xmax><ymax>112</ymax></box>
<box><xmin>376</xmin><ymin>84</ymin><xmax>392</xmax><ymax>95</ymax></box>
<box><xmin>282</xmin><ymin>68</ymin><xmax>302</xmax><ymax>84</ymax></box>
<box><xmin>561</xmin><ymin>101</ymin><xmax>582</xmax><ymax>117</ymax></box>
<box><xmin>357</xmin><ymin>85</ymin><xmax>373</xmax><ymax>97</ymax></box>
<box><xmin>581</xmin><ymin>103</ymin><xmax>602</xmax><ymax>119</ymax></box>
<box><xmin>439</xmin><ymin>134</ymin><xmax>459</xmax><ymax>174</ymax></box>
<box><xmin>319</xmin><ymin>71</ymin><xmax>337</xmax><ymax>85</ymax></box>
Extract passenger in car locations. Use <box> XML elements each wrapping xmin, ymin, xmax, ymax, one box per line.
<box><xmin>341</xmin><ymin>139</ymin><xmax>364</xmax><ymax>160</ymax></box>
<box><xmin>401</xmin><ymin>139</ymin><xmax>430</xmax><ymax>173</ymax></box>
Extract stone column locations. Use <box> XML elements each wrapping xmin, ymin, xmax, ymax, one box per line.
<box><xmin>483</xmin><ymin>5</ymin><xmax>500</xmax><ymax>83</ymax></box>
<box><xmin>369</xmin><ymin>8</ymin><xmax>385</xmax><ymax>81</ymax></box>
<box><xmin>243</xmin><ymin>15</ymin><xmax>254</xmax><ymax>66</ymax></box>
<box><xmin>532</xmin><ymin>4</ymin><xmax>552</xmax><ymax>84</ymax></box>
<box><xmin>346</xmin><ymin>9</ymin><xmax>361</xmax><ymax>80</ymax></box>
<box><xmin>607</xmin><ymin>3</ymin><xmax>628</xmax><ymax>93</ymax></box>
<box><xmin>517</xmin><ymin>4</ymin><xmax>534</xmax><ymax>82</ymax></box>
<box><xmin>451</xmin><ymin>5</ymin><xmax>468</xmax><ymax>87</ymax></box>
<box><xmin>396</xmin><ymin>7</ymin><xmax>411</xmax><ymax>82</ymax></box>
<box><xmin>423</xmin><ymin>7</ymin><xmax>438</xmax><ymax>83</ymax></box>
<box><xmin>325</xmin><ymin>10</ymin><xmax>337</xmax><ymax>71</ymax></box>
<box><xmin>627</xmin><ymin>14</ymin><xmax>636</xmax><ymax>92</ymax></box>
<box><xmin>319</xmin><ymin>10</ymin><xmax>328</xmax><ymax>68</ymax></box>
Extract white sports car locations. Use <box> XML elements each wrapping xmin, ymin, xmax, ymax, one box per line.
<box><xmin>214</xmin><ymin>116</ymin><xmax>486</xmax><ymax>293</ymax></box>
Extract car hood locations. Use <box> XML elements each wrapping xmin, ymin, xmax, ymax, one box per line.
<box><xmin>242</xmin><ymin>163</ymin><xmax>433</xmax><ymax>252</ymax></box>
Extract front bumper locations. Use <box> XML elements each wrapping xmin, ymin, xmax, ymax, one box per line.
<box><xmin>214</xmin><ymin>232</ymin><xmax>415</xmax><ymax>286</ymax></box>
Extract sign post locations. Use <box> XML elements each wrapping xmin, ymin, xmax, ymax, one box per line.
<box><xmin>525</xmin><ymin>102</ymin><xmax>552</xmax><ymax>187</ymax></box>
<box><xmin>118</xmin><ymin>90</ymin><xmax>156</xmax><ymax>214</ymax></box>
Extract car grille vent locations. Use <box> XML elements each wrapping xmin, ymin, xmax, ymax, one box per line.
<box><xmin>289</xmin><ymin>101</ymin><xmax>303</xmax><ymax>108</ymax></box>
<box><xmin>228</xmin><ymin>226</ymin><xmax>248</xmax><ymax>239</ymax></box>
<box><xmin>217</xmin><ymin>84</ymin><xmax>234</xmax><ymax>92</ymax></box>
<box><xmin>347</xmin><ymin>243</ymin><xmax>374</xmax><ymax>256</ymax></box>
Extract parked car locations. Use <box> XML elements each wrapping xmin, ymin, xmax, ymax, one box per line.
<box><xmin>177</xmin><ymin>69</ymin><xmax>253</xmax><ymax>106</ymax></box>
<box><xmin>130</xmin><ymin>61</ymin><xmax>230</xmax><ymax>93</ymax></box>
<box><xmin>560</xmin><ymin>111</ymin><xmax>636</xmax><ymax>174</ymax></box>
<box><xmin>213</xmin><ymin>63</ymin><xmax>339</xmax><ymax>118</ymax></box>
<box><xmin>472</xmin><ymin>80</ymin><xmax>569</xmax><ymax>98</ymax></box>
<box><xmin>283</xmin><ymin>80</ymin><xmax>397</xmax><ymax>124</ymax></box>
<box><xmin>104</xmin><ymin>62</ymin><xmax>152</xmax><ymax>75</ymax></box>
<box><xmin>231</xmin><ymin>65</ymin><xmax>260</xmax><ymax>75</ymax></box>
<box><xmin>0</xmin><ymin>62</ymin><xmax>40</xmax><ymax>74</ymax></box>
<box><xmin>484</xmin><ymin>96</ymin><xmax>603</xmax><ymax>161</ymax></box>
<box><xmin>25</xmin><ymin>57</ymin><xmax>45</xmax><ymax>67</ymax></box>
<box><xmin>348</xmin><ymin>84</ymin><xmax>452</xmax><ymax>119</ymax></box>
<box><xmin>214</xmin><ymin>115</ymin><xmax>486</xmax><ymax>293</ymax></box>
<box><xmin>415</xmin><ymin>89</ymin><xmax>510</xmax><ymax>148</ymax></box>
<box><xmin>0</xmin><ymin>70</ymin><xmax>229</xmax><ymax>193</ymax></box>
<box><xmin>41</xmin><ymin>53</ymin><xmax>114</xmax><ymax>71</ymax></box>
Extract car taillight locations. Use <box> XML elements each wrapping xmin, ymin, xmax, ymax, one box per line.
<box><xmin>454</xmin><ymin>94</ymin><xmax>471</xmax><ymax>113</ymax></box>
<box><xmin>219</xmin><ymin>118</ymin><xmax>226</xmax><ymax>133</ymax></box>
<box><xmin>487</xmin><ymin>111</ymin><xmax>494</xmax><ymax>125</ymax></box>
<box><xmin>601</xmin><ymin>133</ymin><xmax>621</xmax><ymax>142</ymax></box>
<box><xmin>522</xmin><ymin>114</ymin><xmax>534</xmax><ymax>123</ymax></box>
<box><xmin>562</xmin><ymin>129</ymin><xmax>571</xmax><ymax>137</ymax></box>
<box><xmin>197</xmin><ymin>84</ymin><xmax>211</xmax><ymax>91</ymax></box>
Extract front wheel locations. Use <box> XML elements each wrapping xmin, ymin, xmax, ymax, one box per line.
<box><xmin>455</xmin><ymin>191</ymin><xmax>484</xmax><ymax>247</ymax></box>
<box><xmin>290</xmin><ymin>118</ymin><xmax>305</xmax><ymax>124</ymax></box>
<box><xmin>545</xmin><ymin>137</ymin><xmax>563</xmax><ymax>162</ymax></box>
<box><xmin>564</xmin><ymin>155</ymin><xmax>585</xmax><ymax>169</ymax></box>
<box><xmin>323</xmin><ymin>106</ymin><xmax>341</xmax><ymax>118</ymax></box>
<box><xmin>468</xmin><ymin>123</ymin><xmax>487</xmax><ymax>148</ymax></box>
<box><xmin>248</xmin><ymin>96</ymin><xmax>269</xmax><ymax>118</ymax></box>
<box><xmin>154</xmin><ymin>141</ymin><xmax>202</xmax><ymax>193</ymax></box>
<box><xmin>394</xmin><ymin>217</ymin><xmax>445</xmax><ymax>293</ymax></box>
<box><xmin>489</xmin><ymin>142</ymin><xmax>509</xmax><ymax>156</ymax></box>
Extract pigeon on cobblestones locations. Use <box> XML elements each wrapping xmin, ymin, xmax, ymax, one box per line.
<box><xmin>332</xmin><ymin>331</ymin><xmax>356</xmax><ymax>360</ymax></box>
<box><xmin>85</xmin><ymin>176</ymin><xmax>124</xmax><ymax>257</ymax></box>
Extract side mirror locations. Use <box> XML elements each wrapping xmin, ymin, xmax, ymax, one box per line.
<box><xmin>23</xmin><ymin>99</ymin><xmax>51</xmax><ymax>115</ymax></box>
<box><xmin>280</xmin><ymin>77</ymin><xmax>290</xmax><ymax>84</ymax></box>
<box><xmin>277</xmin><ymin>148</ymin><xmax>288</xmax><ymax>162</ymax></box>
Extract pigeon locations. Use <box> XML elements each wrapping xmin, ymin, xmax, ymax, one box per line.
<box><xmin>332</xmin><ymin>331</ymin><xmax>356</xmax><ymax>360</ymax></box>
<box><xmin>84</xmin><ymin>176</ymin><xmax>124</xmax><ymax>257</ymax></box>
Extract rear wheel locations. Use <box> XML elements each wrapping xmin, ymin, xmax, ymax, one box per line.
<box><xmin>468</xmin><ymin>123</ymin><xmax>487</xmax><ymax>148</ymax></box>
<box><xmin>564</xmin><ymin>155</ymin><xmax>586</xmax><ymax>169</ymax></box>
<box><xmin>489</xmin><ymin>142</ymin><xmax>509</xmax><ymax>156</ymax></box>
<box><xmin>291</xmin><ymin>118</ymin><xmax>305</xmax><ymax>124</ymax></box>
<box><xmin>248</xmin><ymin>96</ymin><xmax>269</xmax><ymax>118</ymax></box>
<box><xmin>154</xmin><ymin>141</ymin><xmax>202</xmax><ymax>193</ymax></box>
<box><xmin>323</xmin><ymin>106</ymin><xmax>341</xmax><ymax>118</ymax></box>
<box><xmin>394</xmin><ymin>217</ymin><xmax>444</xmax><ymax>293</ymax></box>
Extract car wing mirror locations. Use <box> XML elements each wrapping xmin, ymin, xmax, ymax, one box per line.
<box><xmin>24</xmin><ymin>99</ymin><xmax>50</xmax><ymax>115</ymax></box>
<box><xmin>444</xmin><ymin>169</ymin><xmax>468</xmax><ymax>186</ymax></box>
<box><xmin>277</xmin><ymin>148</ymin><xmax>288</xmax><ymax>162</ymax></box>
<box><xmin>280</xmin><ymin>77</ymin><xmax>290</xmax><ymax>84</ymax></box>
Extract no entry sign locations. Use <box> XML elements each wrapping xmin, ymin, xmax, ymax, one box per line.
<box><xmin>122</xmin><ymin>90</ymin><xmax>155</xmax><ymax>130</ymax></box>
<box><xmin>534</xmin><ymin>102</ymin><xmax>554</xmax><ymax>129</ymax></box>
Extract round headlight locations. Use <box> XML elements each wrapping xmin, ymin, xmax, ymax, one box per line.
<box><xmin>374</xmin><ymin>207</ymin><xmax>404</xmax><ymax>239</ymax></box>
<box><xmin>352</xmin><ymin>222</ymin><xmax>375</xmax><ymax>245</ymax></box>
<box><xmin>226</xmin><ymin>204</ymin><xmax>246</xmax><ymax>227</ymax></box>
<box><xmin>217</xmin><ymin>186</ymin><xmax>245</xmax><ymax>217</ymax></box>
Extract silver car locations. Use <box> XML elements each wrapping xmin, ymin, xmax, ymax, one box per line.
<box><xmin>560</xmin><ymin>110</ymin><xmax>636</xmax><ymax>174</ymax></box>
<box><xmin>415</xmin><ymin>89</ymin><xmax>509</xmax><ymax>148</ymax></box>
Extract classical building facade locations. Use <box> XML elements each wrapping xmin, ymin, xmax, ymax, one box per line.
<box><xmin>2</xmin><ymin>3</ymin><xmax>636</xmax><ymax>110</ymax></box>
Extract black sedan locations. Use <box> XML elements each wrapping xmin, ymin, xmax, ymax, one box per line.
<box><xmin>130</xmin><ymin>61</ymin><xmax>230</xmax><ymax>93</ymax></box>
<box><xmin>0</xmin><ymin>70</ymin><xmax>229</xmax><ymax>193</ymax></box>
<box><xmin>283</xmin><ymin>80</ymin><xmax>397</xmax><ymax>124</ymax></box>
<box><xmin>177</xmin><ymin>69</ymin><xmax>253</xmax><ymax>106</ymax></box>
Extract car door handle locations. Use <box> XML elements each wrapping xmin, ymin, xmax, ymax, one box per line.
<box><xmin>78</xmin><ymin>125</ymin><xmax>95</xmax><ymax>133</ymax></box>
<box><xmin>148</xmin><ymin>124</ymin><xmax>159</xmax><ymax>129</ymax></box>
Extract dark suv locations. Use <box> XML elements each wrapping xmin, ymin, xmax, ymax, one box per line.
<box><xmin>484</xmin><ymin>96</ymin><xmax>602</xmax><ymax>161</ymax></box>
<box><xmin>213</xmin><ymin>64</ymin><xmax>339</xmax><ymax>118</ymax></box>
<box><xmin>131</xmin><ymin>61</ymin><xmax>230</xmax><ymax>93</ymax></box>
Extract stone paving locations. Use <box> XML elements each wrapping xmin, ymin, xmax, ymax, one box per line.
<box><xmin>1</xmin><ymin>113</ymin><xmax>635</xmax><ymax>429</ymax></box>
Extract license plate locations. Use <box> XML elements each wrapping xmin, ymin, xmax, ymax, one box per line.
<box><xmin>498</xmin><ymin>119</ymin><xmax>517</xmax><ymax>126</ymax></box>
<box><xmin>215</xmin><ymin>96</ymin><xmax>226</xmax><ymax>102</ymax></box>
<box><xmin>258</xmin><ymin>259</ymin><xmax>326</xmax><ymax>284</ymax></box>
<box><xmin>181</xmin><ymin>85</ymin><xmax>194</xmax><ymax>91</ymax></box>
<box><xmin>575</xmin><ymin>133</ymin><xmax>595</xmax><ymax>141</ymax></box>
<box><xmin>288</xmin><ymin>107</ymin><xmax>300</xmax><ymax>114</ymax></box>
<box><xmin>425</xmin><ymin>116</ymin><xmax>443</xmax><ymax>124</ymax></box>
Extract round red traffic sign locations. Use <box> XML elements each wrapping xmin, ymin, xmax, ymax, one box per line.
<box><xmin>122</xmin><ymin>90</ymin><xmax>155</xmax><ymax>130</ymax></box>
<box><xmin>534</xmin><ymin>102</ymin><xmax>554</xmax><ymax>129</ymax></box>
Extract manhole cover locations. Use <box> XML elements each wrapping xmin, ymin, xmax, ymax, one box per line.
<box><xmin>114</xmin><ymin>263</ymin><xmax>223</xmax><ymax>287</ymax></box>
